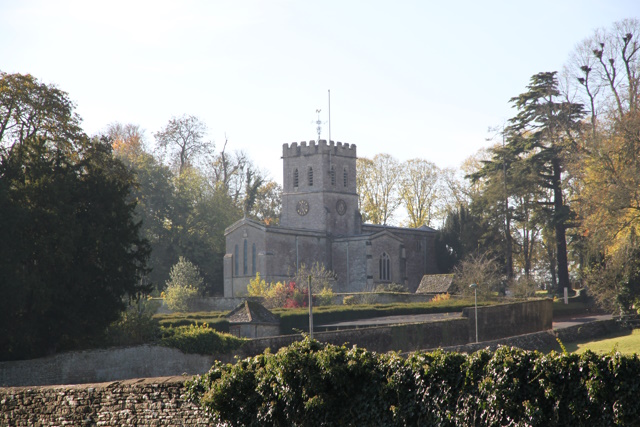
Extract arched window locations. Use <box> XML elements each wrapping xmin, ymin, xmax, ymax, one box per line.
<box><xmin>243</xmin><ymin>239</ymin><xmax>248</xmax><ymax>275</ymax></box>
<box><xmin>379</xmin><ymin>252</ymin><xmax>391</xmax><ymax>281</ymax></box>
<box><xmin>234</xmin><ymin>244</ymin><xmax>239</xmax><ymax>275</ymax></box>
<box><xmin>331</xmin><ymin>165</ymin><xmax>336</xmax><ymax>186</ymax></box>
<box><xmin>343</xmin><ymin>167</ymin><xmax>348</xmax><ymax>187</ymax></box>
<box><xmin>308</xmin><ymin>166</ymin><xmax>313</xmax><ymax>186</ymax></box>
<box><xmin>293</xmin><ymin>168</ymin><xmax>299</xmax><ymax>187</ymax></box>
<box><xmin>252</xmin><ymin>243</ymin><xmax>256</xmax><ymax>275</ymax></box>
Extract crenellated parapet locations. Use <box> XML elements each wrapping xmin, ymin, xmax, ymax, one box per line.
<box><xmin>282</xmin><ymin>140</ymin><xmax>357</xmax><ymax>158</ymax></box>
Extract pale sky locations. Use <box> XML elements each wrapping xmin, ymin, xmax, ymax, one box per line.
<box><xmin>1</xmin><ymin>0</ymin><xmax>638</xmax><ymax>183</ymax></box>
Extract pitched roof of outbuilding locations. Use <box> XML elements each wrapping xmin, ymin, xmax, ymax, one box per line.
<box><xmin>226</xmin><ymin>300</ymin><xmax>280</xmax><ymax>325</ymax></box>
<box><xmin>416</xmin><ymin>274</ymin><xmax>455</xmax><ymax>294</ymax></box>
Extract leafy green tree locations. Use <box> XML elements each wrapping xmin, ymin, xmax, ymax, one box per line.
<box><xmin>250</xmin><ymin>180</ymin><xmax>282</xmax><ymax>225</ymax></box>
<box><xmin>585</xmin><ymin>231</ymin><xmax>640</xmax><ymax>315</ymax></box>
<box><xmin>0</xmin><ymin>71</ymin><xmax>83</xmax><ymax>151</ymax></box>
<box><xmin>166</xmin><ymin>256</ymin><xmax>205</xmax><ymax>294</ymax></box>
<box><xmin>435</xmin><ymin>204</ymin><xmax>503</xmax><ymax>274</ymax></box>
<box><xmin>0</xmin><ymin>135</ymin><xmax>150</xmax><ymax>360</ymax></box>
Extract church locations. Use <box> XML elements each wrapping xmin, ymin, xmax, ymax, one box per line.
<box><xmin>223</xmin><ymin>139</ymin><xmax>439</xmax><ymax>297</ymax></box>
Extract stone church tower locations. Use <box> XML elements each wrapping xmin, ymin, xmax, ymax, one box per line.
<box><xmin>223</xmin><ymin>140</ymin><xmax>438</xmax><ymax>297</ymax></box>
<box><xmin>280</xmin><ymin>141</ymin><xmax>361</xmax><ymax>235</ymax></box>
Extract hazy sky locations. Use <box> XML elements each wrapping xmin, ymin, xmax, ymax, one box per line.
<box><xmin>1</xmin><ymin>0</ymin><xmax>637</xmax><ymax>183</ymax></box>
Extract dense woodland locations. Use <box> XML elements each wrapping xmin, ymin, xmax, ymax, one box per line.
<box><xmin>1</xmin><ymin>19</ymin><xmax>639</xmax><ymax>360</ymax></box>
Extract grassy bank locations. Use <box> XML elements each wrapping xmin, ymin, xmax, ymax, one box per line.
<box><xmin>565</xmin><ymin>328</ymin><xmax>640</xmax><ymax>355</ymax></box>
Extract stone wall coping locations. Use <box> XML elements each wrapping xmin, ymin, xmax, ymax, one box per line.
<box><xmin>0</xmin><ymin>375</ymin><xmax>190</xmax><ymax>391</ymax></box>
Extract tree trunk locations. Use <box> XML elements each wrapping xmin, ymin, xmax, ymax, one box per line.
<box><xmin>552</xmin><ymin>158</ymin><xmax>571</xmax><ymax>293</ymax></box>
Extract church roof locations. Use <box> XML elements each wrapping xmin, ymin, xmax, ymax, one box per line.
<box><xmin>416</xmin><ymin>274</ymin><xmax>455</xmax><ymax>294</ymax></box>
<box><xmin>226</xmin><ymin>300</ymin><xmax>280</xmax><ymax>325</ymax></box>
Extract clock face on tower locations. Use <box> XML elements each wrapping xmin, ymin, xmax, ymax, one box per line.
<box><xmin>296</xmin><ymin>199</ymin><xmax>309</xmax><ymax>216</ymax></box>
<box><xmin>336</xmin><ymin>199</ymin><xmax>347</xmax><ymax>215</ymax></box>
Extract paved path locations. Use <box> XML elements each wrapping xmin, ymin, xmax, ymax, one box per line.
<box><xmin>318</xmin><ymin>312</ymin><xmax>613</xmax><ymax>331</ymax></box>
<box><xmin>317</xmin><ymin>312</ymin><xmax>463</xmax><ymax>329</ymax></box>
<box><xmin>552</xmin><ymin>314</ymin><xmax>613</xmax><ymax>329</ymax></box>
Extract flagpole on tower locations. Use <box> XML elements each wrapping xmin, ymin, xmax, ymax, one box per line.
<box><xmin>328</xmin><ymin>90</ymin><xmax>331</xmax><ymax>144</ymax></box>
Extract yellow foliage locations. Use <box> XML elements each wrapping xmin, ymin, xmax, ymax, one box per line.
<box><xmin>247</xmin><ymin>273</ymin><xmax>270</xmax><ymax>296</ymax></box>
<box><xmin>431</xmin><ymin>293</ymin><xmax>451</xmax><ymax>302</ymax></box>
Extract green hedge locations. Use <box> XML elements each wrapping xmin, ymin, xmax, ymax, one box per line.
<box><xmin>187</xmin><ymin>338</ymin><xmax>640</xmax><ymax>426</ymax></box>
<box><xmin>273</xmin><ymin>299</ymin><xmax>484</xmax><ymax>334</ymax></box>
<box><xmin>153</xmin><ymin>311</ymin><xmax>230</xmax><ymax>332</ymax></box>
<box><xmin>159</xmin><ymin>324</ymin><xmax>246</xmax><ymax>354</ymax></box>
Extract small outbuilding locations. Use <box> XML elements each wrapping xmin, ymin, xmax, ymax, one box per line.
<box><xmin>415</xmin><ymin>274</ymin><xmax>456</xmax><ymax>295</ymax></box>
<box><xmin>226</xmin><ymin>300</ymin><xmax>280</xmax><ymax>338</ymax></box>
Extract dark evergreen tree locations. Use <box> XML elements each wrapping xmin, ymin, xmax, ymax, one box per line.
<box><xmin>0</xmin><ymin>136</ymin><xmax>150</xmax><ymax>360</ymax></box>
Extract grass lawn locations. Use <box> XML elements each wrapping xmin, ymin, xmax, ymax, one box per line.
<box><xmin>565</xmin><ymin>329</ymin><xmax>640</xmax><ymax>355</ymax></box>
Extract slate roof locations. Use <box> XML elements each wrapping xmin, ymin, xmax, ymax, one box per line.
<box><xmin>226</xmin><ymin>300</ymin><xmax>280</xmax><ymax>325</ymax></box>
<box><xmin>416</xmin><ymin>274</ymin><xmax>455</xmax><ymax>294</ymax></box>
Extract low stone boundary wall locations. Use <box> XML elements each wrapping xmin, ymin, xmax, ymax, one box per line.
<box><xmin>0</xmin><ymin>377</ymin><xmax>208</xmax><ymax>426</ymax></box>
<box><xmin>0</xmin><ymin>345</ymin><xmax>220</xmax><ymax>388</ymax></box>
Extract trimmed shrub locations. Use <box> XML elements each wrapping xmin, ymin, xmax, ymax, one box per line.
<box><xmin>187</xmin><ymin>338</ymin><xmax>640</xmax><ymax>426</ymax></box>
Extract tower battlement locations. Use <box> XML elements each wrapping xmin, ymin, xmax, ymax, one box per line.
<box><xmin>282</xmin><ymin>140</ymin><xmax>357</xmax><ymax>158</ymax></box>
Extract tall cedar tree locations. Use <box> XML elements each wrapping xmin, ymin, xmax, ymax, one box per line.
<box><xmin>505</xmin><ymin>72</ymin><xmax>584</xmax><ymax>292</ymax></box>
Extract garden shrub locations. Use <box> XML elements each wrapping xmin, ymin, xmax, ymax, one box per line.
<box><xmin>187</xmin><ymin>338</ymin><xmax>640</xmax><ymax>426</ymax></box>
<box><xmin>163</xmin><ymin>284</ymin><xmax>198</xmax><ymax>312</ymax></box>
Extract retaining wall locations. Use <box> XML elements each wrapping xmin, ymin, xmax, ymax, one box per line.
<box><xmin>463</xmin><ymin>298</ymin><xmax>553</xmax><ymax>342</ymax></box>
<box><xmin>0</xmin><ymin>345</ymin><xmax>220</xmax><ymax>388</ymax></box>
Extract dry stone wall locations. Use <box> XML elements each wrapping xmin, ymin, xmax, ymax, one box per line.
<box><xmin>0</xmin><ymin>377</ymin><xmax>210</xmax><ymax>426</ymax></box>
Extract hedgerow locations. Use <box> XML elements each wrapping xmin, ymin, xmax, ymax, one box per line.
<box><xmin>159</xmin><ymin>324</ymin><xmax>246</xmax><ymax>355</ymax></box>
<box><xmin>186</xmin><ymin>338</ymin><xmax>640</xmax><ymax>426</ymax></box>
<box><xmin>153</xmin><ymin>311</ymin><xmax>230</xmax><ymax>332</ymax></box>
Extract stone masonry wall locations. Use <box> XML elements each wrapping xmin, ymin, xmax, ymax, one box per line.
<box><xmin>0</xmin><ymin>376</ymin><xmax>210</xmax><ymax>426</ymax></box>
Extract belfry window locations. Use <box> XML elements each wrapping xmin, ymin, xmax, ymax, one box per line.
<box><xmin>331</xmin><ymin>165</ymin><xmax>336</xmax><ymax>185</ymax></box>
<box><xmin>293</xmin><ymin>169</ymin><xmax>299</xmax><ymax>187</ymax></box>
<box><xmin>343</xmin><ymin>168</ymin><xmax>348</xmax><ymax>187</ymax></box>
<box><xmin>234</xmin><ymin>244</ymin><xmax>239</xmax><ymax>275</ymax></box>
<box><xmin>308</xmin><ymin>167</ymin><xmax>313</xmax><ymax>186</ymax></box>
<box><xmin>379</xmin><ymin>252</ymin><xmax>391</xmax><ymax>281</ymax></box>
<box><xmin>243</xmin><ymin>239</ymin><xmax>248</xmax><ymax>275</ymax></box>
<box><xmin>252</xmin><ymin>243</ymin><xmax>256</xmax><ymax>275</ymax></box>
